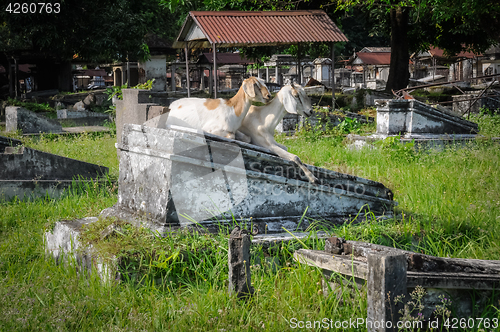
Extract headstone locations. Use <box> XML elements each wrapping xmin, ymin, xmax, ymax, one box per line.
<box><xmin>376</xmin><ymin>99</ymin><xmax>478</xmax><ymax>136</ymax></box>
<box><xmin>115</xmin><ymin>89</ymin><xmax>160</xmax><ymax>145</ymax></box>
<box><xmin>138</xmin><ymin>55</ymin><xmax>167</xmax><ymax>92</ymax></box>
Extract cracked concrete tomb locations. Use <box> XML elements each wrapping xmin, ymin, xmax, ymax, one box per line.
<box><xmin>0</xmin><ymin>135</ymin><xmax>109</xmax><ymax>201</ymax></box>
<box><xmin>348</xmin><ymin>99</ymin><xmax>480</xmax><ymax>150</ymax></box>
<box><xmin>99</xmin><ymin>124</ymin><xmax>396</xmax><ymax>234</ymax></box>
<box><xmin>6</xmin><ymin>106</ymin><xmax>63</xmax><ymax>134</ymax></box>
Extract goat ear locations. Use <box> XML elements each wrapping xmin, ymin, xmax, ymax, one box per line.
<box><xmin>282</xmin><ymin>88</ymin><xmax>298</xmax><ymax>114</ymax></box>
<box><xmin>242</xmin><ymin>79</ymin><xmax>256</xmax><ymax>98</ymax></box>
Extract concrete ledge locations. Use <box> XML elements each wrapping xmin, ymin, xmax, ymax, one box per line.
<box><xmin>44</xmin><ymin>218</ymin><xmax>120</xmax><ymax>283</ymax></box>
<box><xmin>347</xmin><ymin>133</ymin><xmax>482</xmax><ymax>151</ymax></box>
<box><xmin>6</xmin><ymin>106</ymin><xmax>63</xmax><ymax>134</ymax></box>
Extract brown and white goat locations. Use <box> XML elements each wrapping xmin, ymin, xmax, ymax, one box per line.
<box><xmin>237</xmin><ymin>84</ymin><xmax>318</xmax><ymax>183</ymax></box>
<box><xmin>165</xmin><ymin>77</ymin><xmax>271</xmax><ymax>140</ymax></box>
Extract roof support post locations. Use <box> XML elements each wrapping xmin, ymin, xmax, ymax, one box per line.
<box><xmin>171</xmin><ymin>64</ymin><xmax>176</xmax><ymax>92</ymax></box>
<box><xmin>331</xmin><ymin>43</ymin><xmax>335</xmax><ymax>110</ymax></box>
<box><xmin>209</xmin><ymin>67</ymin><xmax>213</xmax><ymax>96</ymax></box>
<box><xmin>275</xmin><ymin>64</ymin><xmax>279</xmax><ymax>85</ymax></box>
<box><xmin>200</xmin><ymin>66</ymin><xmax>205</xmax><ymax>91</ymax></box>
<box><xmin>185</xmin><ymin>44</ymin><xmax>190</xmax><ymax>97</ymax></box>
<box><xmin>266</xmin><ymin>67</ymin><xmax>269</xmax><ymax>83</ymax></box>
<box><xmin>297</xmin><ymin>43</ymin><xmax>302</xmax><ymax>85</ymax></box>
<box><xmin>213</xmin><ymin>43</ymin><xmax>217</xmax><ymax>98</ymax></box>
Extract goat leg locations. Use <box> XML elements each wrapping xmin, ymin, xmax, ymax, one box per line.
<box><xmin>267</xmin><ymin>144</ymin><xmax>318</xmax><ymax>184</ymax></box>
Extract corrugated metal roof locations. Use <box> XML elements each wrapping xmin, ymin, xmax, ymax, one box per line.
<box><xmin>198</xmin><ymin>52</ymin><xmax>254</xmax><ymax>65</ymax></box>
<box><xmin>354</xmin><ymin>52</ymin><xmax>391</xmax><ymax>65</ymax></box>
<box><xmin>428</xmin><ymin>46</ymin><xmax>479</xmax><ymax>59</ymax></box>
<box><xmin>174</xmin><ymin>10</ymin><xmax>348</xmax><ymax>48</ymax></box>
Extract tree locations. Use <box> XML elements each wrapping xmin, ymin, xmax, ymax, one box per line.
<box><xmin>0</xmin><ymin>0</ymin><xmax>178</xmax><ymax>63</ymax></box>
<box><xmin>335</xmin><ymin>0</ymin><xmax>500</xmax><ymax>91</ymax></box>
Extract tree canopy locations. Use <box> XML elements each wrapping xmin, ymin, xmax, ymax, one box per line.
<box><xmin>334</xmin><ymin>0</ymin><xmax>500</xmax><ymax>90</ymax></box>
<box><xmin>0</xmin><ymin>0</ymin><xmax>177</xmax><ymax>64</ymax></box>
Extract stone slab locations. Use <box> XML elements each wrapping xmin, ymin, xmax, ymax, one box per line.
<box><xmin>44</xmin><ymin>217</ymin><xmax>119</xmax><ymax>283</ymax></box>
<box><xmin>57</xmin><ymin>109</ymin><xmax>110</xmax><ymax>119</ymax></box>
<box><xmin>347</xmin><ymin>133</ymin><xmax>481</xmax><ymax>151</ymax></box>
<box><xmin>375</xmin><ymin>99</ymin><xmax>478</xmax><ymax>136</ymax></box>
<box><xmin>0</xmin><ymin>135</ymin><xmax>109</xmax><ymax>201</ymax></box>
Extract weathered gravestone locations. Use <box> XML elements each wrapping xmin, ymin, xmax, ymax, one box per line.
<box><xmin>114</xmin><ymin>89</ymin><xmax>173</xmax><ymax>146</ymax></box>
<box><xmin>0</xmin><ymin>135</ymin><xmax>108</xmax><ymax>201</ymax></box>
<box><xmin>348</xmin><ymin>99</ymin><xmax>480</xmax><ymax>150</ymax></box>
<box><xmin>100</xmin><ymin>123</ymin><xmax>395</xmax><ymax>234</ymax></box>
<box><xmin>295</xmin><ymin>237</ymin><xmax>500</xmax><ymax>332</ymax></box>
<box><xmin>6</xmin><ymin>106</ymin><xmax>63</xmax><ymax>134</ymax></box>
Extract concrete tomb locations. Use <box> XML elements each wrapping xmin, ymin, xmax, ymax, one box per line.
<box><xmin>114</xmin><ymin>89</ymin><xmax>173</xmax><ymax>145</ymax></box>
<box><xmin>348</xmin><ymin>99</ymin><xmax>480</xmax><ymax>150</ymax></box>
<box><xmin>6</xmin><ymin>106</ymin><xmax>63</xmax><ymax>134</ymax></box>
<box><xmin>0</xmin><ymin>135</ymin><xmax>108</xmax><ymax>201</ymax></box>
<box><xmin>295</xmin><ymin>237</ymin><xmax>500</xmax><ymax>331</ymax></box>
<box><xmin>100</xmin><ymin>123</ymin><xmax>395</xmax><ymax>234</ymax></box>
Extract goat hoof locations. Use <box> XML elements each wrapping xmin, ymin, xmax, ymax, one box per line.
<box><xmin>309</xmin><ymin>176</ymin><xmax>320</xmax><ymax>185</ymax></box>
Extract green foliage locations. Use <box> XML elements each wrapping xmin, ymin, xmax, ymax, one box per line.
<box><xmin>2</xmin><ymin>129</ymin><xmax>500</xmax><ymax>330</ymax></box>
<box><xmin>0</xmin><ymin>0</ymin><xmax>178</xmax><ymax>63</ymax></box>
<box><xmin>337</xmin><ymin>117</ymin><xmax>363</xmax><ymax>134</ymax></box>
<box><xmin>6</xmin><ymin>98</ymin><xmax>54</xmax><ymax>113</ymax></box>
<box><xmin>374</xmin><ymin>135</ymin><xmax>417</xmax><ymax>163</ymax></box>
<box><xmin>469</xmin><ymin>108</ymin><xmax>500</xmax><ymax>138</ymax></box>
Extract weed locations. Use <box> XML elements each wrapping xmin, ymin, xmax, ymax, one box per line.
<box><xmin>6</xmin><ymin>98</ymin><xmax>55</xmax><ymax>113</ymax></box>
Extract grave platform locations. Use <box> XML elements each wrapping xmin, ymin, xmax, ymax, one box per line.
<box><xmin>100</xmin><ymin>124</ymin><xmax>396</xmax><ymax>234</ymax></box>
<box><xmin>348</xmin><ymin>99</ymin><xmax>481</xmax><ymax>150</ymax></box>
<box><xmin>295</xmin><ymin>237</ymin><xmax>500</xmax><ymax>329</ymax></box>
<box><xmin>0</xmin><ymin>135</ymin><xmax>109</xmax><ymax>201</ymax></box>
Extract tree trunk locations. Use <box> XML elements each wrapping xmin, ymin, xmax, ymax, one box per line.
<box><xmin>386</xmin><ymin>6</ymin><xmax>410</xmax><ymax>92</ymax></box>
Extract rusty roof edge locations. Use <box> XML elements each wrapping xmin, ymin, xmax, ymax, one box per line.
<box><xmin>190</xmin><ymin>10</ymin><xmax>328</xmax><ymax>16</ymax></box>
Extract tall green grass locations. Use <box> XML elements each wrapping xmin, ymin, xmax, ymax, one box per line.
<box><xmin>1</xmin><ymin>116</ymin><xmax>500</xmax><ymax>330</ymax></box>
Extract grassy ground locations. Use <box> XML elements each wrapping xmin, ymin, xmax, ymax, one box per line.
<box><xmin>1</xmin><ymin>114</ymin><xmax>500</xmax><ymax>331</ymax></box>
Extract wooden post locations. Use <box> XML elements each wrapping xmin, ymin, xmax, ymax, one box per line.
<box><xmin>185</xmin><ymin>45</ymin><xmax>190</xmax><ymax>97</ymax></box>
<box><xmin>209</xmin><ymin>67</ymin><xmax>213</xmax><ymax>96</ymax></box>
<box><xmin>200</xmin><ymin>67</ymin><xmax>205</xmax><ymax>91</ymax></box>
<box><xmin>331</xmin><ymin>43</ymin><xmax>336</xmax><ymax>110</ymax></box>
<box><xmin>367</xmin><ymin>253</ymin><xmax>407</xmax><ymax>332</ymax></box>
<box><xmin>213</xmin><ymin>43</ymin><xmax>217</xmax><ymax>99</ymax></box>
<box><xmin>275</xmin><ymin>64</ymin><xmax>279</xmax><ymax>85</ymax></box>
<box><xmin>170</xmin><ymin>63</ymin><xmax>176</xmax><ymax>92</ymax></box>
<box><xmin>14</xmin><ymin>58</ymin><xmax>19</xmax><ymax>98</ymax></box>
<box><xmin>297</xmin><ymin>43</ymin><xmax>301</xmax><ymax>85</ymax></box>
<box><xmin>126</xmin><ymin>53</ymin><xmax>130</xmax><ymax>87</ymax></box>
<box><xmin>228</xmin><ymin>227</ymin><xmax>254</xmax><ymax>299</ymax></box>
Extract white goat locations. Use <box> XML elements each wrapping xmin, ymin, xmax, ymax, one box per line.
<box><xmin>237</xmin><ymin>83</ymin><xmax>318</xmax><ymax>183</ymax></box>
<box><xmin>166</xmin><ymin>77</ymin><xmax>271</xmax><ymax>140</ymax></box>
